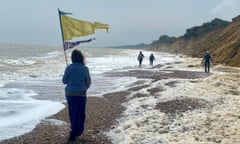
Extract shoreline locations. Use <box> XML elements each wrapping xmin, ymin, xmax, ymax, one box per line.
<box><xmin>0</xmin><ymin>93</ymin><xmax>128</xmax><ymax>144</ymax></box>
<box><xmin>1</xmin><ymin>58</ymin><xmax>240</xmax><ymax>143</ymax></box>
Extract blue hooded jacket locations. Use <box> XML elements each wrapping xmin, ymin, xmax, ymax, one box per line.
<box><xmin>62</xmin><ymin>63</ymin><xmax>91</xmax><ymax>96</ymax></box>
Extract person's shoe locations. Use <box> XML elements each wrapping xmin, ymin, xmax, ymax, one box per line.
<box><xmin>68</xmin><ymin>136</ymin><xmax>77</xmax><ymax>142</ymax></box>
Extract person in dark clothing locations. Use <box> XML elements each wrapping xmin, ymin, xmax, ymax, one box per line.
<box><xmin>137</xmin><ymin>51</ymin><xmax>144</xmax><ymax>67</ymax></box>
<box><xmin>62</xmin><ymin>49</ymin><xmax>91</xmax><ymax>141</ymax></box>
<box><xmin>203</xmin><ymin>51</ymin><xmax>212</xmax><ymax>73</ymax></box>
<box><xmin>149</xmin><ymin>53</ymin><xmax>155</xmax><ymax>67</ymax></box>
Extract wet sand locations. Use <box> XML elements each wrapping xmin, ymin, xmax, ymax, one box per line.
<box><xmin>1</xmin><ymin>61</ymin><xmax>240</xmax><ymax>144</ymax></box>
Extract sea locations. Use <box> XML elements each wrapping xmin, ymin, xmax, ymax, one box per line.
<box><xmin>0</xmin><ymin>43</ymin><xmax>182</xmax><ymax>142</ymax></box>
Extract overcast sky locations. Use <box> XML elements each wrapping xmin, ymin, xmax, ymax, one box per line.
<box><xmin>1</xmin><ymin>0</ymin><xmax>240</xmax><ymax>47</ymax></box>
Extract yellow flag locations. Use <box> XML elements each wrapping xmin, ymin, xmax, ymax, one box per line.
<box><xmin>61</xmin><ymin>15</ymin><xmax>109</xmax><ymax>40</ymax></box>
<box><xmin>93</xmin><ymin>22</ymin><xmax>109</xmax><ymax>32</ymax></box>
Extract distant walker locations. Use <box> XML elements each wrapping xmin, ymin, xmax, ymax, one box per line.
<box><xmin>137</xmin><ymin>51</ymin><xmax>144</xmax><ymax>67</ymax></box>
<box><xmin>203</xmin><ymin>51</ymin><xmax>212</xmax><ymax>73</ymax></box>
<box><xmin>149</xmin><ymin>53</ymin><xmax>155</xmax><ymax>67</ymax></box>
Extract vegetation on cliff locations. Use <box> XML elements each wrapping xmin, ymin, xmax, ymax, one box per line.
<box><xmin>152</xmin><ymin>35</ymin><xmax>177</xmax><ymax>44</ymax></box>
<box><xmin>183</xmin><ymin>18</ymin><xmax>229</xmax><ymax>39</ymax></box>
<box><xmin>110</xmin><ymin>43</ymin><xmax>147</xmax><ymax>49</ymax></box>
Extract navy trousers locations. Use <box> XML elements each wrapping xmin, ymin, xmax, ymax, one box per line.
<box><xmin>139</xmin><ymin>59</ymin><xmax>143</xmax><ymax>67</ymax></box>
<box><xmin>66</xmin><ymin>96</ymin><xmax>87</xmax><ymax>138</ymax></box>
<box><xmin>205</xmin><ymin>62</ymin><xmax>210</xmax><ymax>73</ymax></box>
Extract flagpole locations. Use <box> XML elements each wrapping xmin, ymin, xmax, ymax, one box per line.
<box><xmin>58</xmin><ymin>8</ymin><xmax>68</xmax><ymax>66</ymax></box>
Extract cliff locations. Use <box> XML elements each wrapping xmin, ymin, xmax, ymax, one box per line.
<box><xmin>149</xmin><ymin>16</ymin><xmax>240</xmax><ymax>67</ymax></box>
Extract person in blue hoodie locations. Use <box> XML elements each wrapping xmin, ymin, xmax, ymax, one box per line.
<box><xmin>62</xmin><ymin>49</ymin><xmax>91</xmax><ymax>141</ymax></box>
<box><xmin>203</xmin><ymin>51</ymin><xmax>212</xmax><ymax>73</ymax></box>
<box><xmin>149</xmin><ymin>53</ymin><xmax>155</xmax><ymax>67</ymax></box>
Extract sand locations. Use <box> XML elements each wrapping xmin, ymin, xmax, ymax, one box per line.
<box><xmin>1</xmin><ymin>58</ymin><xmax>240</xmax><ymax>144</ymax></box>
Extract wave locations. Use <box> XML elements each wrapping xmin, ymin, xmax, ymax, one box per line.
<box><xmin>0</xmin><ymin>58</ymin><xmax>36</xmax><ymax>66</ymax></box>
<box><xmin>40</xmin><ymin>51</ymin><xmax>62</xmax><ymax>59</ymax></box>
<box><xmin>0</xmin><ymin>88</ymin><xmax>64</xmax><ymax>141</ymax></box>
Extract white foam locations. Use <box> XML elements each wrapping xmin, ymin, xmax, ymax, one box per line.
<box><xmin>106</xmin><ymin>69</ymin><xmax>240</xmax><ymax>143</ymax></box>
<box><xmin>40</xmin><ymin>51</ymin><xmax>62</xmax><ymax>59</ymax></box>
<box><xmin>0</xmin><ymin>88</ymin><xmax>64</xmax><ymax>141</ymax></box>
<box><xmin>1</xmin><ymin>58</ymin><xmax>36</xmax><ymax>66</ymax></box>
<box><xmin>88</xmin><ymin>74</ymin><xmax>138</xmax><ymax>97</ymax></box>
<box><xmin>0</xmin><ymin>81</ymin><xmax>6</xmax><ymax>87</ymax></box>
<box><xmin>43</xmin><ymin>119</ymin><xmax>68</xmax><ymax>126</ymax></box>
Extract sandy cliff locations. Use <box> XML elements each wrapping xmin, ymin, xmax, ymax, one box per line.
<box><xmin>149</xmin><ymin>16</ymin><xmax>240</xmax><ymax>67</ymax></box>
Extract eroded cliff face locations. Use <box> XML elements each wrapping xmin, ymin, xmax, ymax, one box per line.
<box><xmin>149</xmin><ymin>16</ymin><xmax>240</xmax><ymax>67</ymax></box>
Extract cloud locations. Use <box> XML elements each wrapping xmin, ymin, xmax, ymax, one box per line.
<box><xmin>211</xmin><ymin>0</ymin><xmax>236</xmax><ymax>14</ymax></box>
<box><xmin>210</xmin><ymin>0</ymin><xmax>240</xmax><ymax>20</ymax></box>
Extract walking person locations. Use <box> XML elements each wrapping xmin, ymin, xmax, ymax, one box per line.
<box><xmin>203</xmin><ymin>51</ymin><xmax>212</xmax><ymax>73</ymax></box>
<box><xmin>62</xmin><ymin>49</ymin><xmax>91</xmax><ymax>141</ymax></box>
<box><xmin>149</xmin><ymin>53</ymin><xmax>155</xmax><ymax>67</ymax></box>
<box><xmin>137</xmin><ymin>51</ymin><xmax>144</xmax><ymax>67</ymax></box>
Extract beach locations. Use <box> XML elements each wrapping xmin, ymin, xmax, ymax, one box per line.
<box><xmin>1</xmin><ymin>56</ymin><xmax>240</xmax><ymax>144</ymax></box>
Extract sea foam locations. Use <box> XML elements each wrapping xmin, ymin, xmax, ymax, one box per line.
<box><xmin>0</xmin><ymin>88</ymin><xmax>64</xmax><ymax>141</ymax></box>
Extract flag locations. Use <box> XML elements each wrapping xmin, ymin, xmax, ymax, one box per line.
<box><xmin>64</xmin><ymin>38</ymin><xmax>94</xmax><ymax>51</ymax></box>
<box><xmin>58</xmin><ymin>10</ymin><xmax>72</xmax><ymax>15</ymax></box>
<box><xmin>93</xmin><ymin>22</ymin><xmax>109</xmax><ymax>32</ymax></box>
<box><xmin>58</xmin><ymin>9</ymin><xmax>109</xmax><ymax>65</ymax></box>
<box><xmin>60</xmin><ymin>13</ymin><xmax>109</xmax><ymax>40</ymax></box>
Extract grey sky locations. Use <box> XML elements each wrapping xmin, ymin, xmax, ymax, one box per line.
<box><xmin>0</xmin><ymin>0</ymin><xmax>240</xmax><ymax>47</ymax></box>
